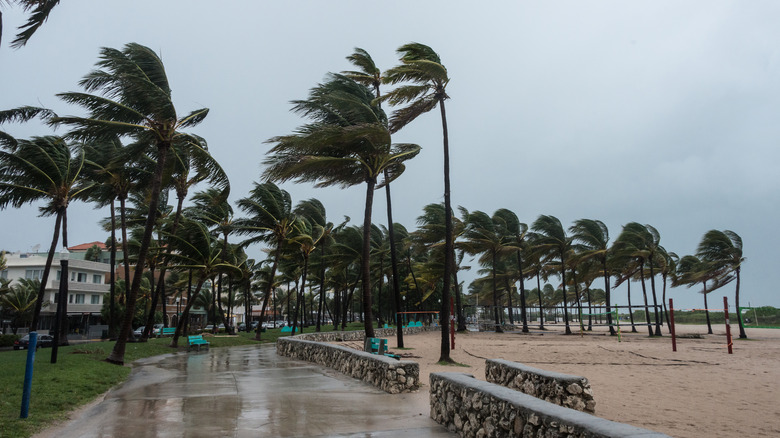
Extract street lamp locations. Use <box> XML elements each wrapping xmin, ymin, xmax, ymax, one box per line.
<box><xmin>51</xmin><ymin>247</ymin><xmax>68</xmax><ymax>364</ymax></box>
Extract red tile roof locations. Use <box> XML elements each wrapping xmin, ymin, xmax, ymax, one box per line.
<box><xmin>68</xmin><ymin>241</ymin><xmax>107</xmax><ymax>251</ymax></box>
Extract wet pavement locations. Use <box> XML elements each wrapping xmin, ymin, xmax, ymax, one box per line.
<box><xmin>40</xmin><ymin>344</ymin><xmax>454</xmax><ymax>437</ymax></box>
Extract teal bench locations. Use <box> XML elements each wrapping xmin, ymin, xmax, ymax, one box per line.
<box><xmin>364</xmin><ymin>337</ymin><xmax>400</xmax><ymax>360</ymax></box>
<box><xmin>280</xmin><ymin>326</ymin><xmax>295</xmax><ymax>334</ymax></box>
<box><xmin>157</xmin><ymin>327</ymin><xmax>176</xmax><ymax>337</ymax></box>
<box><xmin>187</xmin><ymin>335</ymin><xmax>210</xmax><ymax>351</ymax></box>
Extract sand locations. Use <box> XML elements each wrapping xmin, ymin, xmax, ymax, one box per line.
<box><xmin>360</xmin><ymin>323</ymin><xmax>780</xmax><ymax>438</ymax></box>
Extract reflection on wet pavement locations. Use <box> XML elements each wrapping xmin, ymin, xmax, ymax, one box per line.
<box><xmin>40</xmin><ymin>344</ymin><xmax>453</xmax><ymax>437</ymax></box>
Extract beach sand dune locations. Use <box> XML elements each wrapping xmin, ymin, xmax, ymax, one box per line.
<box><xmin>349</xmin><ymin>324</ymin><xmax>780</xmax><ymax>438</ymax></box>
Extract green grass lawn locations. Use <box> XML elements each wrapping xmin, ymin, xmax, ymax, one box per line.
<box><xmin>0</xmin><ymin>323</ymin><xmax>363</xmax><ymax>438</ymax></box>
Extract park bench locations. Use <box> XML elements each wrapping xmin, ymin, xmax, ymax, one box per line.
<box><xmin>157</xmin><ymin>327</ymin><xmax>176</xmax><ymax>337</ymax></box>
<box><xmin>364</xmin><ymin>337</ymin><xmax>400</xmax><ymax>360</ymax></box>
<box><xmin>187</xmin><ymin>335</ymin><xmax>210</xmax><ymax>351</ymax></box>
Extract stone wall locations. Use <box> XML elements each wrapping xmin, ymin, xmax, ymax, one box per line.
<box><xmin>430</xmin><ymin>372</ymin><xmax>670</xmax><ymax>438</ymax></box>
<box><xmin>485</xmin><ymin>359</ymin><xmax>595</xmax><ymax>413</ymax></box>
<box><xmin>292</xmin><ymin>325</ymin><xmax>433</xmax><ymax>342</ymax></box>
<box><xmin>276</xmin><ymin>334</ymin><xmax>420</xmax><ymax>394</ymax></box>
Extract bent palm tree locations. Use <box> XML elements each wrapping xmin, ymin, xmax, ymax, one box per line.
<box><xmin>52</xmin><ymin>43</ymin><xmax>210</xmax><ymax>365</ymax></box>
<box><xmin>381</xmin><ymin>42</ymin><xmax>453</xmax><ymax>362</ymax></box>
<box><xmin>570</xmin><ymin>219</ymin><xmax>616</xmax><ymax>335</ymax></box>
<box><xmin>263</xmin><ymin>74</ymin><xmax>420</xmax><ymax>338</ymax></box>
<box><xmin>531</xmin><ymin>215</ymin><xmax>573</xmax><ymax>334</ymax></box>
<box><xmin>697</xmin><ymin>230</ymin><xmax>746</xmax><ymax>338</ymax></box>
<box><xmin>234</xmin><ymin>182</ymin><xmax>297</xmax><ymax>340</ymax></box>
<box><xmin>0</xmin><ymin>135</ymin><xmax>91</xmax><ymax>332</ymax></box>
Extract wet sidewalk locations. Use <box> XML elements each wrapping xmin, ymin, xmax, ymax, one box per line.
<box><xmin>37</xmin><ymin>344</ymin><xmax>454</xmax><ymax>437</ymax></box>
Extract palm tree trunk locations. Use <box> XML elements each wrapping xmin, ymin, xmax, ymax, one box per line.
<box><xmin>604</xmin><ymin>260</ymin><xmax>615</xmax><ymax>335</ymax></box>
<box><xmin>292</xmin><ymin>255</ymin><xmax>309</xmax><ymax>335</ymax></box>
<box><xmin>561</xmin><ymin>252</ymin><xmax>571</xmax><ymax>335</ymax></box>
<box><xmin>638</xmin><ymin>263</ymin><xmax>653</xmax><ymax>336</ymax></box>
<box><xmin>384</xmin><ymin>180</ymin><xmax>405</xmax><ymax>346</ymax></box>
<box><xmin>30</xmin><ymin>210</ymin><xmax>62</xmax><ymax>332</ymax></box>
<box><xmin>316</xmin><ymin>245</ymin><xmax>326</xmax><ymax>332</ymax></box>
<box><xmin>703</xmin><ymin>281</ymin><xmax>713</xmax><ymax>334</ymax></box>
<box><xmin>627</xmin><ymin>279</ymin><xmax>637</xmax><ymax>333</ymax></box>
<box><xmin>491</xmin><ymin>252</ymin><xmax>502</xmax><ymax>333</ymax></box>
<box><xmin>255</xmin><ymin>245</ymin><xmax>282</xmax><ymax>340</ymax></box>
<box><xmin>439</xmin><ymin>99</ymin><xmax>453</xmax><ymax>362</ymax></box>
<box><xmin>360</xmin><ymin>177</ymin><xmax>377</xmax><ymax>338</ymax></box>
<box><xmin>662</xmin><ymin>274</ymin><xmax>671</xmax><ymax>333</ymax></box>
<box><xmin>536</xmin><ymin>272</ymin><xmax>544</xmax><ymax>329</ymax></box>
<box><xmin>107</xmin><ymin>142</ymin><xmax>170</xmax><ymax>365</ymax></box>
<box><xmin>648</xmin><ymin>260</ymin><xmax>662</xmax><ymax>335</ymax></box>
<box><xmin>57</xmin><ymin>208</ymin><xmax>70</xmax><ymax>346</ymax></box>
<box><xmin>505</xmin><ymin>278</ymin><xmax>515</xmax><ymax>325</ymax></box>
<box><xmin>119</xmin><ymin>196</ymin><xmax>131</xmax><ymax>301</ymax></box>
<box><xmin>109</xmin><ymin>200</ymin><xmax>118</xmax><ymax>339</ymax></box>
<box><xmin>516</xmin><ymin>250</ymin><xmax>528</xmax><ymax>333</ymax></box>
<box><xmin>736</xmin><ymin>268</ymin><xmax>747</xmax><ymax>338</ymax></box>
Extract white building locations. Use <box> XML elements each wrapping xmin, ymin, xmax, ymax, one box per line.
<box><xmin>2</xmin><ymin>250</ymin><xmax>111</xmax><ymax>334</ymax></box>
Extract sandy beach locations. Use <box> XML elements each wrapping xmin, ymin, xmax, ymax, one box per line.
<box><xmin>340</xmin><ymin>323</ymin><xmax>780</xmax><ymax>438</ymax></box>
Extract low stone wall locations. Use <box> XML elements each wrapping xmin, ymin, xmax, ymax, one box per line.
<box><xmin>485</xmin><ymin>359</ymin><xmax>596</xmax><ymax>413</ymax></box>
<box><xmin>430</xmin><ymin>372</ymin><xmax>670</xmax><ymax>438</ymax></box>
<box><xmin>276</xmin><ymin>334</ymin><xmax>420</xmax><ymax>394</ymax></box>
<box><xmin>292</xmin><ymin>325</ymin><xmax>433</xmax><ymax>342</ymax></box>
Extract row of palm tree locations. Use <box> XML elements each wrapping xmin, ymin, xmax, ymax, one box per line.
<box><xmin>0</xmin><ymin>41</ymin><xmax>748</xmax><ymax>369</ymax></box>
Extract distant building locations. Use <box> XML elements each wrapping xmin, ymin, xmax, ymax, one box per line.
<box><xmin>2</xmin><ymin>250</ymin><xmax>111</xmax><ymax>334</ymax></box>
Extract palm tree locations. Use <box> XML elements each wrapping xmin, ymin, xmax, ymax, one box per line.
<box><xmin>461</xmin><ymin>210</ymin><xmax>517</xmax><ymax>332</ymax></box>
<box><xmin>531</xmin><ymin>215</ymin><xmax>573</xmax><ymax>334</ymax></box>
<box><xmin>381</xmin><ymin>42</ymin><xmax>453</xmax><ymax>362</ymax></box>
<box><xmin>494</xmin><ymin>209</ymin><xmax>530</xmax><ymax>333</ymax></box>
<box><xmin>0</xmin><ymin>278</ymin><xmax>43</xmax><ymax>333</ymax></box>
<box><xmin>263</xmin><ymin>74</ymin><xmax>420</xmax><ymax>338</ymax></box>
<box><xmin>569</xmin><ymin>219</ymin><xmax>616</xmax><ymax>335</ymax></box>
<box><xmin>343</xmin><ymin>47</ymin><xmax>409</xmax><ymax>346</ymax></box>
<box><xmin>234</xmin><ymin>181</ymin><xmax>297</xmax><ymax>340</ymax></box>
<box><xmin>165</xmin><ymin>218</ymin><xmax>239</xmax><ymax>347</ymax></box>
<box><xmin>673</xmin><ymin>254</ymin><xmax>715</xmax><ymax>334</ymax></box>
<box><xmin>1</xmin><ymin>0</ymin><xmax>60</xmax><ymax>48</ymax></box>
<box><xmin>50</xmin><ymin>43</ymin><xmax>210</xmax><ymax>365</ymax></box>
<box><xmin>0</xmin><ymin>135</ymin><xmax>91</xmax><ymax>332</ymax></box>
<box><xmin>697</xmin><ymin>230</ymin><xmax>746</xmax><ymax>338</ymax></box>
<box><xmin>612</xmin><ymin>222</ymin><xmax>660</xmax><ymax>336</ymax></box>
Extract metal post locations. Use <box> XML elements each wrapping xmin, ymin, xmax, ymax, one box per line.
<box><xmin>669</xmin><ymin>299</ymin><xmax>677</xmax><ymax>352</ymax></box>
<box><xmin>51</xmin><ymin>248</ymin><xmax>69</xmax><ymax>364</ymax></box>
<box><xmin>20</xmin><ymin>332</ymin><xmax>37</xmax><ymax>418</ymax></box>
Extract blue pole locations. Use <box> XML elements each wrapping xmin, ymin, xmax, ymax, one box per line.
<box><xmin>20</xmin><ymin>331</ymin><xmax>38</xmax><ymax>419</ymax></box>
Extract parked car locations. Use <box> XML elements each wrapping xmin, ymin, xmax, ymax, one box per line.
<box><xmin>237</xmin><ymin>323</ymin><xmax>247</xmax><ymax>332</ymax></box>
<box><xmin>14</xmin><ymin>334</ymin><xmax>54</xmax><ymax>350</ymax></box>
<box><xmin>133</xmin><ymin>326</ymin><xmax>145</xmax><ymax>337</ymax></box>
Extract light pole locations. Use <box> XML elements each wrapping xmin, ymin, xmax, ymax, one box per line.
<box><xmin>51</xmin><ymin>247</ymin><xmax>69</xmax><ymax>364</ymax></box>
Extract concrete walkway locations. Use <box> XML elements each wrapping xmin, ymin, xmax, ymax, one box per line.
<box><xmin>37</xmin><ymin>344</ymin><xmax>454</xmax><ymax>437</ymax></box>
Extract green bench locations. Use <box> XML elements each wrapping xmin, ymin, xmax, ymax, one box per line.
<box><xmin>157</xmin><ymin>327</ymin><xmax>176</xmax><ymax>337</ymax></box>
<box><xmin>364</xmin><ymin>337</ymin><xmax>400</xmax><ymax>360</ymax></box>
<box><xmin>187</xmin><ymin>335</ymin><xmax>210</xmax><ymax>351</ymax></box>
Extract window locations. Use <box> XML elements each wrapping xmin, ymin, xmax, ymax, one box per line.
<box><xmin>71</xmin><ymin>272</ymin><xmax>76</xmax><ymax>281</ymax></box>
<box><xmin>56</xmin><ymin>270</ymin><xmax>61</xmax><ymax>280</ymax></box>
<box><xmin>1</xmin><ymin>269</ymin><xmax>7</xmax><ymax>279</ymax></box>
<box><xmin>93</xmin><ymin>274</ymin><xmax>102</xmax><ymax>284</ymax></box>
<box><xmin>68</xmin><ymin>294</ymin><xmax>73</xmax><ymax>303</ymax></box>
<box><xmin>91</xmin><ymin>295</ymin><xmax>101</xmax><ymax>305</ymax></box>
<box><xmin>77</xmin><ymin>273</ymin><xmax>87</xmax><ymax>283</ymax></box>
<box><xmin>75</xmin><ymin>294</ymin><xmax>85</xmax><ymax>304</ymax></box>
<box><xmin>25</xmin><ymin>269</ymin><xmax>43</xmax><ymax>280</ymax></box>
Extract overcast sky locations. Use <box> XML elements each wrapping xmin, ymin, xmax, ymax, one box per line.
<box><xmin>1</xmin><ymin>1</ymin><xmax>778</xmax><ymax>312</ymax></box>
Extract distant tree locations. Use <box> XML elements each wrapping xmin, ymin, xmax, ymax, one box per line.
<box><xmin>697</xmin><ymin>230</ymin><xmax>746</xmax><ymax>338</ymax></box>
